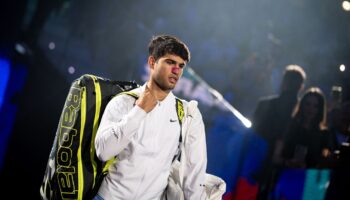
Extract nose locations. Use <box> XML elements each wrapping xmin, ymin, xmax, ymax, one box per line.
<box><xmin>171</xmin><ymin>65</ymin><xmax>180</xmax><ymax>74</ymax></box>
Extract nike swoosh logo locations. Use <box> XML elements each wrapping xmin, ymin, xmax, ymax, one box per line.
<box><xmin>170</xmin><ymin>119</ymin><xmax>177</xmax><ymax>122</ymax></box>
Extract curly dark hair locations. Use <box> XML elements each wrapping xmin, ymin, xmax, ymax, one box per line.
<box><xmin>148</xmin><ymin>35</ymin><xmax>190</xmax><ymax>63</ymax></box>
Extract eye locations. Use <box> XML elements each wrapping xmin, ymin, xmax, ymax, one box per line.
<box><xmin>179</xmin><ymin>64</ymin><xmax>185</xmax><ymax>69</ymax></box>
<box><xmin>166</xmin><ymin>60</ymin><xmax>176</xmax><ymax>65</ymax></box>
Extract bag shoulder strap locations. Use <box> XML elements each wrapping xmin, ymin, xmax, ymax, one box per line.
<box><xmin>121</xmin><ymin>91</ymin><xmax>139</xmax><ymax>99</ymax></box>
<box><xmin>175</xmin><ymin>98</ymin><xmax>184</xmax><ymax>142</ymax></box>
<box><xmin>174</xmin><ymin>98</ymin><xmax>185</xmax><ymax>162</ymax></box>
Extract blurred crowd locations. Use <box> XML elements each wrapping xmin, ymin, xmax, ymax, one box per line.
<box><xmin>250</xmin><ymin>65</ymin><xmax>350</xmax><ymax>200</ymax></box>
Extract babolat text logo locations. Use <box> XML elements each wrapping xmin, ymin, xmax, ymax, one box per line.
<box><xmin>56</xmin><ymin>87</ymin><xmax>81</xmax><ymax>199</ymax></box>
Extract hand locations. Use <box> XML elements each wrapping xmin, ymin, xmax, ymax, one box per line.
<box><xmin>136</xmin><ymin>85</ymin><xmax>157</xmax><ymax>113</ymax></box>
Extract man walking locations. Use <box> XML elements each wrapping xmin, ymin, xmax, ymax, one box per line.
<box><xmin>94</xmin><ymin>35</ymin><xmax>207</xmax><ymax>200</ymax></box>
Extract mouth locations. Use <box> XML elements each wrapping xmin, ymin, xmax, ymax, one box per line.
<box><xmin>169</xmin><ymin>76</ymin><xmax>178</xmax><ymax>84</ymax></box>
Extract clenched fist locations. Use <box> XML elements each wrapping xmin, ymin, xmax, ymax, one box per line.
<box><xmin>136</xmin><ymin>85</ymin><xmax>158</xmax><ymax>113</ymax></box>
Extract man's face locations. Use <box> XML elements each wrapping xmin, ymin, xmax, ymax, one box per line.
<box><xmin>149</xmin><ymin>54</ymin><xmax>186</xmax><ymax>92</ymax></box>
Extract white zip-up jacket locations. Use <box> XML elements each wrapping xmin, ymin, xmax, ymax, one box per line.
<box><xmin>95</xmin><ymin>84</ymin><xmax>207</xmax><ymax>200</ymax></box>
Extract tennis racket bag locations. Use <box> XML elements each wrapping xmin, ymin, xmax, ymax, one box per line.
<box><xmin>40</xmin><ymin>74</ymin><xmax>139</xmax><ymax>200</ymax></box>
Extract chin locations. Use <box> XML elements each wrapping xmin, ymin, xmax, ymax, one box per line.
<box><xmin>166</xmin><ymin>86</ymin><xmax>175</xmax><ymax>91</ymax></box>
<box><xmin>169</xmin><ymin>83</ymin><xmax>176</xmax><ymax>90</ymax></box>
<box><xmin>159</xmin><ymin>83</ymin><xmax>174</xmax><ymax>91</ymax></box>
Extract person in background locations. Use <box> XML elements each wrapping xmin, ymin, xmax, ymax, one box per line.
<box><xmin>328</xmin><ymin>102</ymin><xmax>350</xmax><ymax>155</ymax></box>
<box><xmin>325</xmin><ymin>102</ymin><xmax>350</xmax><ymax>199</ymax></box>
<box><xmin>252</xmin><ymin>65</ymin><xmax>306</xmax><ymax>200</ymax></box>
<box><xmin>326</xmin><ymin>86</ymin><xmax>342</xmax><ymax>130</ymax></box>
<box><xmin>281</xmin><ymin>87</ymin><xmax>332</xmax><ymax>168</ymax></box>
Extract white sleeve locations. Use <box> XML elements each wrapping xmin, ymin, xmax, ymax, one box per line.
<box><xmin>183</xmin><ymin>107</ymin><xmax>207</xmax><ymax>199</ymax></box>
<box><xmin>95</xmin><ymin>95</ymin><xmax>147</xmax><ymax>162</ymax></box>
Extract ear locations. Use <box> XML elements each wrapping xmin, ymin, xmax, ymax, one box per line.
<box><xmin>148</xmin><ymin>56</ymin><xmax>156</xmax><ymax>69</ymax></box>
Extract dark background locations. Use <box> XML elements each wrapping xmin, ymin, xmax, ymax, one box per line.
<box><xmin>0</xmin><ymin>0</ymin><xmax>349</xmax><ymax>198</ymax></box>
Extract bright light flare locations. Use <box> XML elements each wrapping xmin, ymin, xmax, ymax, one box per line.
<box><xmin>342</xmin><ymin>1</ymin><xmax>350</xmax><ymax>11</ymax></box>
<box><xmin>15</xmin><ymin>43</ymin><xmax>26</xmax><ymax>55</ymax></box>
<box><xmin>48</xmin><ymin>42</ymin><xmax>56</xmax><ymax>50</ymax></box>
<box><xmin>340</xmin><ymin>64</ymin><xmax>346</xmax><ymax>72</ymax></box>
<box><xmin>68</xmin><ymin>66</ymin><xmax>75</xmax><ymax>74</ymax></box>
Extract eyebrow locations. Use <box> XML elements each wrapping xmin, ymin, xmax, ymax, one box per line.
<box><xmin>165</xmin><ymin>58</ymin><xmax>186</xmax><ymax>68</ymax></box>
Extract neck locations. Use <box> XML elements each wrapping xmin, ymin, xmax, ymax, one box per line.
<box><xmin>147</xmin><ymin>81</ymin><xmax>169</xmax><ymax>101</ymax></box>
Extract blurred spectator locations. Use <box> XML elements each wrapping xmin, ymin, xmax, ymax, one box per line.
<box><xmin>281</xmin><ymin>87</ymin><xmax>332</xmax><ymax>168</ymax></box>
<box><xmin>252</xmin><ymin>65</ymin><xmax>306</xmax><ymax>200</ymax></box>
<box><xmin>327</xmin><ymin>86</ymin><xmax>342</xmax><ymax>113</ymax></box>
<box><xmin>328</xmin><ymin>102</ymin><xmax>350</xmax><ymax>152</ymax></box>
<box><xmin>325</xmin><ymin>102</ymin><xmax>350</xmax><ymax>200</ymax></box>
<box><xmin>326</xmin><ymin>86</ymin><xmax>342</xmax><ymax>130</ymax></box>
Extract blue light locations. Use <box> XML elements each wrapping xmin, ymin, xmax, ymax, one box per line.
<box><xmin>0</xmin><ymin>58</ymin><xmax>10</xmax><ymax>110</ymax></box>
